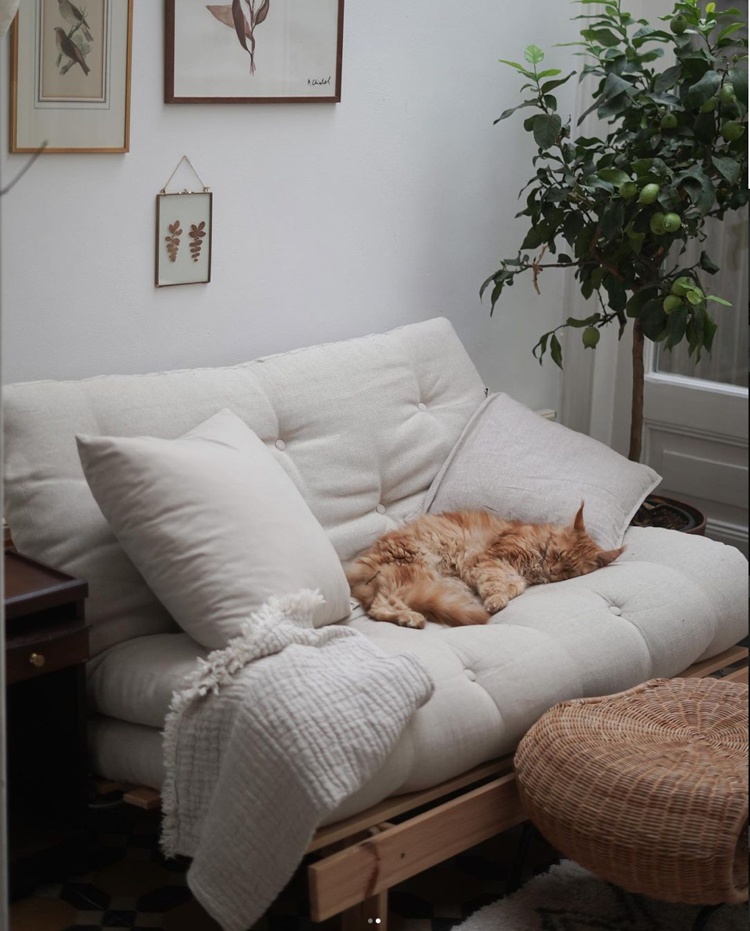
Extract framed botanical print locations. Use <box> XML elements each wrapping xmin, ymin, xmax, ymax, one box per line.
<box><xmin>165</xmin><ymin>0</ymin><xmax>344</xmax><ymax>104</ymax></box>
<box><xmin>10</xmin><ymin>0</ymin><xmax>133</xmax><ymax>154</ymax></box>
<box><xmin>155</xmin><ymin>192</ymin><xmax>213</xmax><ymax>288</ymax></box>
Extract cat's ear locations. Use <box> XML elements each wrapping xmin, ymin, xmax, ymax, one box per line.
<box><xmin>596</xmin><ymin>546</ymin><xmax>625</xmax><ymax>568</ymax></box>
<box><xmin>573</xmin><ymin>502</ymin><xmax>586</xmax><ymax>533</ymax></box>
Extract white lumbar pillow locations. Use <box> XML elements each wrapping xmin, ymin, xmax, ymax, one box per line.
<box><xmin>77</xmin><ymin>409</ymin><xmax>351</xmax><ymax>650</ymax></box>
<box><xmin>425</xmin><ymin>393</ymin><xmax>662</xmax><ymax>551</ymax></box>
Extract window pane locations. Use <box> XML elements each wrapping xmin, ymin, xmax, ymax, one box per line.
<box><xmin>656</xmin><ymin>210</ymin><xmax>749</xmax><ymax>389</ymax></box>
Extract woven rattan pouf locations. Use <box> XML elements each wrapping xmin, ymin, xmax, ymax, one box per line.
<box><xmin>515</xmin><ymin>677</ymin><xmax>749</xmax><ymax>907</ymax></box>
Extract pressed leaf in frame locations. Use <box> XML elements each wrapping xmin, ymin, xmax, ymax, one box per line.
<box><xmin>206</xmin><ymin>4</ymin><xmax>252</xmax><ymax>38</ymax></box>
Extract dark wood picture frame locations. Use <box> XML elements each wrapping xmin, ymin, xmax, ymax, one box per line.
<box><xmin>9</xmin><ymin>0</ymin><xmax>133</xmax><ymax>154</ymax></box>
<box><xmin>164</xmin><ymin>0</ymin><xmax>345</xmax><ymax>104</ymax></box>
<box><xmin>155</xmin><ymin>192</ymin><xmax>213</xmax><ymax>288</ymax></box>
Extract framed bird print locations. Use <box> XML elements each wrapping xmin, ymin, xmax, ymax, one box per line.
<box><xmin>155</xmin><ymin>192</ymin><xmax>213</xmax><ymax>288</ymax></box>
<box><xmin>9</xmin><ymin>0</ymin><xmax>133</xmax><ymax>153</ymax></box>
<box><xmin>164</xmin><ymin>0</ymin><xmax>344</xmax><ymax>104</ymax></box>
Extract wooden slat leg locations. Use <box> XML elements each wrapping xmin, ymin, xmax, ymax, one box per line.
<box><xmin>341</xmin><ymin>890</ymin><xmax>388</xmax><ymax>931</ymax></box>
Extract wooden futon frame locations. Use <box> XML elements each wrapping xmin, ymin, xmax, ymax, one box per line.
<box><xmin>102</xmin><ymin>645</ymin><xmax>749</xmax><ymax>930</ymax></box>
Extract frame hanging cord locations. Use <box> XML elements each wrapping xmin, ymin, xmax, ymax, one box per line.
<box><xmin>160</xmin><ymin>155</ymin><xmax>210</xmax><ymax>194</ymax></box>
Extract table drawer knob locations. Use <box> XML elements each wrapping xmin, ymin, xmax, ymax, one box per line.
<box><xmin>29</xmin><ymin>653</ymin><xmax>46</xmax><ymax>669</ymax></box>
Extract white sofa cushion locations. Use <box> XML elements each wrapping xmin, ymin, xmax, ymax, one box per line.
<box><xmin>4</xmin><ymin>319</ymin><xmax>486</xmax><ymax>655</ymax></box>
<box><xmin>425</xmin><ymin>394</ymin><xmax>661</xmax><ymax>550</ymax></box>
<box><xmin>78</xmin><ymin>410</ymin><xmax>351</xmax><ymax>650</ymax></box>
<box><xmin>87</xmin><ymin>527</ymin><xmax>749</xmax><ymax>812</ymax></box>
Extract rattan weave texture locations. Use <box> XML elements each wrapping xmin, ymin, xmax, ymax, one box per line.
<box><xmin>515</xmin><ymin>677</ymin><xmax>749</xmax><ymax>906</ymax></box>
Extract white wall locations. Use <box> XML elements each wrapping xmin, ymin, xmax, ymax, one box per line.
<box><xmin>1</xmin><ymin>0</ymin><xmax>579</xmax><ymax>412</ymax></box>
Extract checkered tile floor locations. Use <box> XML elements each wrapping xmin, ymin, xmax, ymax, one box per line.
<box><xmin>10</xmin><ymin>801</ymin><xmax>557</xmax><ymax>930</ymax></box>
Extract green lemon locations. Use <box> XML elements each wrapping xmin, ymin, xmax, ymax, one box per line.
<box><xmin>670</xmin><ymin>15</ymin><xmax>688</xmax><ymax>34</ymax></box>
<box><xmin>619</xmin><ymin>181</ymin><xmax>638</xmax><ymax>200</ymax></box>
<box><xmin>721</xmin><ymin>120</ymin><xmax>745</xmax><ymax>142</ymax></box>
<box><xmin>661</xmin><ymin>113</ymin><xmax>678</xmax><ymax>130</ymax></box>
<box><xmin>720</xmin><ymin>83</ymin><xmax>737</xmax><ymax>106</ymax></box>
<box><xmin>583</xmin><ymin>327</ymin><xmax>601</xmax><ymax>349</ymax></box>
<box><xmin>700</xmin><ymin>97</ymin><xmax>719</xmax><ymax>113</ymax></box>
<box><xmin>672</xmin><ymin>276</ymin><xmax>695</xmax><ymax>297</ymax></box>
<box><xmin>650</xmin><ymin>213</ymin><xmax>667</xmax><ymax>235</ymax></box>
<box><xmin>663</xmin><ymin>295</ymin><xmax>683</xmax><ymax>315</ymax></box>
<box><xmin>639</xmin><ymin>183</ymin><xmax>660</xmax><ymax>205</ymax></box>
<box><xmin>664</xmin><ymin>213</ymin><xmax>682</xmax><ymax>233</ymax></box>
<box><xmin>687</xmin><ymin>289</ymin><xmax>704</xmax><ymax>306</ymax></box>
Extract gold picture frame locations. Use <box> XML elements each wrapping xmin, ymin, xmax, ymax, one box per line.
<box><xmin>155</xmin><ymin>192</ymin><xmax>213</xmax><ymax>288</ymax></box>
<box><xmin>10</xmin><ymin>0</ymin><xmax>133</xmax><ymax>154</ymax></box>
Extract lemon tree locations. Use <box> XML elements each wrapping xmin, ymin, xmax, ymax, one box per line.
<box><xmin>482</xmin><ymin>0</ymin><xmax>747</xmax><ymax>460</ymax></box>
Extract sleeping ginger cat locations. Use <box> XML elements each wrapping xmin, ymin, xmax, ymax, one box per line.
<box><xmin>347</xmin><ymin>505</ymin><xmax>624</xmax><ymax>629</ymax></box>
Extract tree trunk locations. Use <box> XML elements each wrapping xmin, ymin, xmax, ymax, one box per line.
<box><xmin>629</xmin><ymin>318</ymin><xmax>645</xmax><ymax>463</ymax></box>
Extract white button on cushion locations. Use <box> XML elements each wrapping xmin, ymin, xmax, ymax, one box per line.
<box><xmin>465</xmin><ymin>670</ymin><xmax>477</xmax><ymax>682</ymax></box>
<box><xmin>376</xmin><ymin>504</ymin><xmax>386</xmax><ymax>515</ymax></box>
<box><xmin>275</xmin><ymin>440</ymin><xmax>287</xmax><ymax>452</ymax></box>
<box><xmin>418</xmin><ymin>403</ymin><xmax>427</xmax><ymax>412</ymax></box>
<box><xmin>610</xmin><ymin>605</ymin><xmax>623</xmax><ymax>616</ymax></box>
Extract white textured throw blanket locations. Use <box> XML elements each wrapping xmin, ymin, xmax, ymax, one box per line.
<box><xmin>161</xmin><ymin>591</ymin><xmax>434</xmax><ymax>931</ymax></box>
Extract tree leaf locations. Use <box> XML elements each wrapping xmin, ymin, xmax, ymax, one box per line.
<box><xmin>601</xmin><ymin>72</ymin><xmax>637</xmax><ymax>100</ymax></box>
<box><xmin>564</xmin><ymin>212</ymin><xmax>585</xmax><ymax>245</ymax></box>
<box><xmin>541</xmin><ymin>72</ymin><xmax>576</xmax><ymax>94</ymax></box>
<box><xmin>632</xmin><ymin>25</ymin><xmax>672</xmax><ymax>47</ymax></box>
<box><xmin>626</xmin><ymin>288</ymin><xmax>658</xmax><ymax>319</ymax></box>
<box><xmin>693</xmin><ymin>111</ymin><xmax>717</xmax><ymax>144</ymax></box>
<box><xmin>712</xmin><ymin>155</ymin><xmax>741</xmax><ymax>185</ymax></box>
<box><xmin>533</xmin><ymin>113</ymin><xmax>562</xmax><ymax>149</ymax></box>
<box><xmin>717</xmin><ymin>22</ymin><xmax>745</xmax><ymax>41</ymax></box>
<box><xmin>640</xmin><ymin>300</ymin><xmax>668</xmax><ymax>341</ymax></box>
<box><xmin>654</xmin><ymin>64</ymin><xmax>682</xmax><ymax>94</ymax></box>
<box><xmin>494</xmin><ymin>100</ymin><xmax>539</xmax><ymax>124</ymax></box>
<box><xmin>498</xmin><ymin>59</ymin><xmax>537</xmax><ymax>79</ymax></box>
<box><xmin>666</xmin><ymin>306</ymin><xmax>689</xmax><ymax>349</ymax></box>
<box><xmin>550</xmin><ymin>334</ymin><xmax>564</xmax><ymax>369</ymax></box>
<box><xmin>521</xmin><ymin>223</ymin><xmax>551</xmax><ymax>250</ymax></box>
<box><xmin>728</xmin><ymin>65</ymin><xmax>748</xmax><ymax>106</ymax></box>
<box><xmin>699</xmin><ymin>251</ymin><xmax>720</xmax><ymax>275</ymax></box>
<box><xmin>601</xmin><ymin>200</ymin><xmax>624</xmax><ymax>242</ymax></box>
<box><xmin>686</xmin><ymin>69</ymin><xmax>721</xmax><ymax>108</ymax></box>
<box><xmin>582</xmin><ymin>28</ymin><xmax>621</xmax><ymax>47</ymax></box>
<box><xmin>683</xmin><ymin>174</ymin><xmax>716</xmax><ymax>216</ymax></box>
<box><xmin>566</xmin><ymin>314</ymin><xmax>602</xmax><ymax>328</ymax></box>
<box><xmin>597</xmin><ymin>168</ymin><xmax>631</xmax><ymax>186</ymax></box>
<box><xmin>706</xmin><ymin>295</ymin><xmax>732</xmax><ymax>306</ymax></box>
<box><xmin>525</xmin><ymin>45</ymin><xmax>545</xmax><ymax>65</ymax></box>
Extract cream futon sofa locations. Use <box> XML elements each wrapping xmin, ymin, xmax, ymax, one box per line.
<box><xmin>5</xmin><ymin>318</ymin><xmax>749</xmax><ymax>825</ymax></box>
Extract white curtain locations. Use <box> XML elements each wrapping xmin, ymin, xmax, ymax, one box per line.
<box><xmin>0</xmin><ymin>0</ymin><xmax>19</xmax><ymax>38</ymax></box>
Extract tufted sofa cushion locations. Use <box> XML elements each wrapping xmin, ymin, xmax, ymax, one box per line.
<box><xmin>4</xmin><ymin>319</ymin><xmax>486</xmax><ymax>655</ymax></box>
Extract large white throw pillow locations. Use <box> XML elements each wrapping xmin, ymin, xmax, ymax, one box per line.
<box><xmin>77</xmin><ymin>409</ymin><xmax>351</xmax><ymax>649</ymax></box>
<box><xmin>424</xmin><ymin>394</ymin><xmax>661</xmax><ymax>551</ymax></box>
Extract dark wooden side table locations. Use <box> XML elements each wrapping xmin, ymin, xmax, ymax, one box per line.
<box><xmin>4</xmin><ymin>549</ymin><xmax>90</xmax><ymax>898</ymax></box>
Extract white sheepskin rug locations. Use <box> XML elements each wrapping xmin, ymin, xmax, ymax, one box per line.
<box><xmin>453</xmin><ymin>861</ymin><xmax>748</xmax><ymax>931</ymax></box>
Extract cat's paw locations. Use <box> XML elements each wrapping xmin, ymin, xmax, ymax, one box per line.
<box><xmin>484</xmin><ymin>594</ymin><xmax>509</xmax><ymax>615</ymax></box>
<box><xmin>399</xmin><ymin>612</ymin><xmax>427</xmax><ymax>630</ymax></box>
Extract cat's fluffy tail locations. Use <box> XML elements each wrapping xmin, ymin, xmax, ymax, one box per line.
<box><xmin>405</xmin><ymin>580</ymin><xmax>491</xmax><ymax>628</ymax></box>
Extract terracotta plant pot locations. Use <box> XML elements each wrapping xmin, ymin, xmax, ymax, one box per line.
<box><xmin>633</xmin><ymin>495</ymin><xmax>708</xmax><ymax>536</ymax></box>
